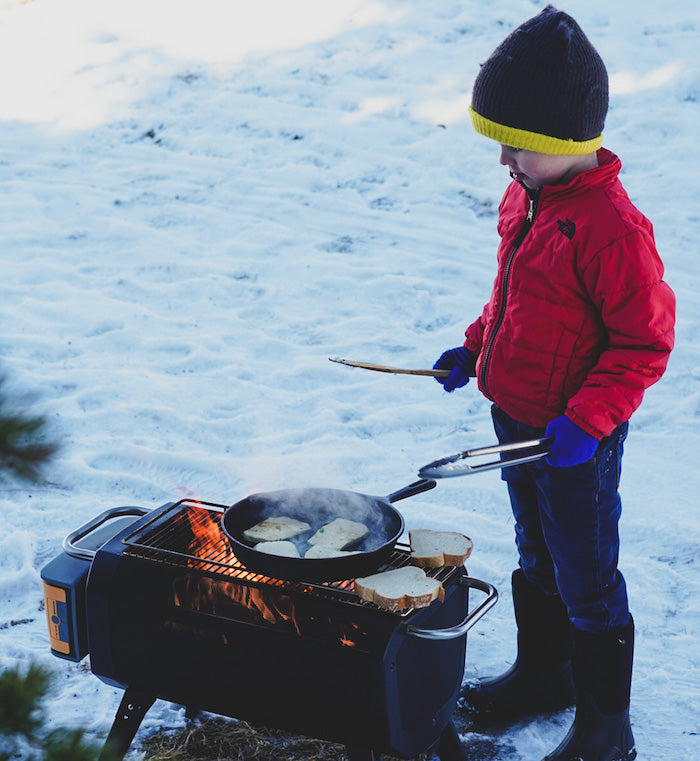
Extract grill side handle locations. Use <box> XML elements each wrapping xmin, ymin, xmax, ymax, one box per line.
<box><xmin>403</xmin><ymin>576</ymin><xmax>498</xmax><ymax>641</ymax></box>
<box><xmin>63</xmin><ymin>507</ymin><xmax>152</xmax><ymax>561</ymax></box>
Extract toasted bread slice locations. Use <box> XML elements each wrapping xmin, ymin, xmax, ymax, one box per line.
<box><xmin>253</xmin><ymin>540</ymin><xmax>301</xmax><ymax>558</ymax></box>
<box><xmin>303</xmin><ymin>544</ymin><xmax>360</xmax><ymax>559</ymax></box>
<box><xmin>354</xmin><ymin>565</ymin><xmax>444</xmax><ymax>612</ymax></box>
<box><xmin>409</xmin><ymin>529</ymin><xmax>473</xmax><ymax>568</ymax></box>
<box><xmin>308</xmin><ymin>517</ymin><xmax>369</xmax><ymax>550</ymax></box>
<box><xmin>242</xmin><ymin>516</ymin><xmax>311</xmax><ymax>543</ymax></box>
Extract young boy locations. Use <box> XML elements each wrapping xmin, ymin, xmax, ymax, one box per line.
<box><xmin>433</xmin><ymin>6</ymin><xmax>675</xmax><ymax>761</ymax></box>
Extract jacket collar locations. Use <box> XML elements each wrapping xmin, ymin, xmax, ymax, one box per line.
<box><xmin>542</xmin><ymin>148</ymin><xmax>621</xmax><ymax>199</ymax></box>
<box><xmin>512</xmin><ymin>148</ymin><xmax>621</xmax><ymax>201</ymax></box>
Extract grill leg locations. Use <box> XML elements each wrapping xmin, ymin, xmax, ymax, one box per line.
<box><xmin>98</xmin><ymin>688</ymin><xmax>155</xmax><ymax>761</ymax></box>
<box><xmin>436</xmin><ymin>720</ymin><xmax>468</xmax><ymax>761</ymax></box>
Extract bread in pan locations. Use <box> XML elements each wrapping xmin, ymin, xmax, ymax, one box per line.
<box><xmin>308</xmin><ymin>517</ymin><xmax>369</xmax><ymax>550</ymax></box>
<box><xmin>253</xmin><ymin>540</ymin><xmax>301</xmax><ymax>558</ymax></box>
<box><xmin>304</xmin><ymin>544</ymin><xmax>360</xmax><ymax>559</ymax></box>
<box><xmin>242</xmin><ymin>516</ymin><xmax>311</xmax><ymax>543</ymax></box>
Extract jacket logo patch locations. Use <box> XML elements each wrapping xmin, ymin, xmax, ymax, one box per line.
<box><xmin>557</xmin><ymin>218</ymin><xmax>576</xmax><ymax>240</ymax></box>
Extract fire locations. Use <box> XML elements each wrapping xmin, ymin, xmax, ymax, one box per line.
<box><xmin>166</xmin><ymin>498</ymin><xmax>366</xmax><ymax>649</ymax></box>
<box><xmin>169</xmin><ymin>500</ymin><xmax>303</xmax><ymax>637</ymax></box>
<box><xmin>337</xmin><ymin>621</ymin><xmax>363</xmax><ymax>648</ymax></box>
<box><xmin>172</xmin><ymin>575</ymin><xmax>302</xmax><ymax>636</ymax></box>
<box><xmin>189</xmin><ymin>506</ymin><xmax>231</xmax><ymax>561</ymax></box>
<box><xmin>170</xmin><ymin>499</ymin><xmax>239</xmax><ymax>571</ymax></box>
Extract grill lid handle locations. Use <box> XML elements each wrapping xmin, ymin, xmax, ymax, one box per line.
<box><xmin>63</xmin><ymin>506</ymin><xmax>152</xmax><ymax>561</ymax></box>
<box><xmin>403</xmin><ymin>576</ymin><xmax>498</xmax><ymax>641</ymax></box>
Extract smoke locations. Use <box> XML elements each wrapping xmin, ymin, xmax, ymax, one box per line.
<box><xmin>236</xmin><ymin>488</ymin><xmax>400</xmax><ymax>555</ymax></box>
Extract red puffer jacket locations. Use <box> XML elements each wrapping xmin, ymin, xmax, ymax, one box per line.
<box><xmin>464</xmin><ymin>148</ymin><xmax>675</xmax><ymax>440</ymax></box>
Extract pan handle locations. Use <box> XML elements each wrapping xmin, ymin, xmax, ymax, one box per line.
<box><xmin>418</xmin><ymin>437</ymin><xmax>552</xmax><ymax>479</ymax></box>
<box><xmin>385</xmin><ymin>478</ymin><xmax>437</xmax><ymax>503</ymax></box>
<box><xmin>403</xmin><ymin>576</ymin><xmax>498</xmax><ymax>641</ymax></box>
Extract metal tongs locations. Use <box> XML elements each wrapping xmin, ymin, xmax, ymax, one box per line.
<box><xmin>418</xmin><ymin>437</ymin><xmax>552</xmax><ymax>479</ymax></box>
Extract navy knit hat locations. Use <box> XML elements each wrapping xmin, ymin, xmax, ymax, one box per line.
<box><xmin>469</xmin><ymin>5</ymin><xmax>608</xmax><ymax>155</ymax></box>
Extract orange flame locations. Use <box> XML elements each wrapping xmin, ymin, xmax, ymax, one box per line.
<box><xmin>173</xmin><ymin>575</ymin><xmax>302</xmax><ymax>636</ymax></box>
<box><xmin>190</xmin><ymin>506</ymin><xmax>234</xmax><ymax>563</ymax></box>
<box><xmin>169</xmin><ymin>498</ymin><xmax>364</xmax><ymax>648</ymax></box>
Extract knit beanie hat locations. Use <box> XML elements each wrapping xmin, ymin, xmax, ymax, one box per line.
<box><xmin>469</xmin><ymin>5</ymin><xmax>608</xmax><ymax>155</ymax></box>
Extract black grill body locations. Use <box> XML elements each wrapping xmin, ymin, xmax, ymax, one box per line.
<box><xmin>42</xmin><ymin>500</ymin><xmax>496</xmax><ymax>761</ymax></box>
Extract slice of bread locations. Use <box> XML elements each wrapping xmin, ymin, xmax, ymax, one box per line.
<box><xmin>308</xmin><ymin>517</ymin><xmax>369</xmax><ymax>550</ymax></box>
<box><xmin>253</xmin><ymin>540</ymin><xmax>301</xmax><ymax>558</ymax></box>
<box><xmin>304</xmin><ymin>544</ymin><xmax>360</xmax><ymax>559</ymax></box>
<box><xmin>354</xmin><ymin>565</ymin><xmax>444</xmax><ymax>612</ymax></box>
<box><xmin>409</xmin><ymin>529</ymin><xmax>473</xmax><ymax>568</ymax></box>
<box><xmin>242</xmin><ymin>516</ymin><xmax>311</xmax><ymax>543</ymax></box>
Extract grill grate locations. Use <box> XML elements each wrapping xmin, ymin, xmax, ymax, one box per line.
<box><xmin>123</xmin><ymin>499</ymin><xmax>279</xmax><ymax>579</ymax></box>
<box><xmin>121</xmin><ymin>499</ymin><xmax>458</xmax><ymax>608</ymax></box>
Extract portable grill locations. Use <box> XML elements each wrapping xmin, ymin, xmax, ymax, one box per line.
<box><xmin>41</xmin><ymin>498</ymin><xmax>497</xmax><ymax>761</ymax></box>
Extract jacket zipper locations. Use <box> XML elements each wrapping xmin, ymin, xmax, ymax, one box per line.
<box><xmin>479</xmin><ymin>188</ymin><xmax>540</xmax><ymax>397</ymax></box>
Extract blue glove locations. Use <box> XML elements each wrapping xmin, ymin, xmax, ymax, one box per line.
<box><xmin>433</xmin><ymin>347</ymin><xmax>478</xmax><ymax>393</ymax></box>
<box><xmin>545</xmin><ymin>415</ymin><xmax>599</xmax><ymax>467</ymax></box>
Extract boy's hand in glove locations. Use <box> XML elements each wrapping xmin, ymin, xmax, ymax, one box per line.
<box><xmin>433</xmin><ymin>347</ymin><xmax>478</xmax><ymax>393</ymax></box>
<box><xmin>545</xmin><ymin>415</ymin><xmax>599</xmax><ymax>467</ymax></box>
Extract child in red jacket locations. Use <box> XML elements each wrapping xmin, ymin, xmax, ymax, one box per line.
<box><xmin>434</xmin><ymin>6</ymin><xmax>675</xmax><ymax>761</ymax></box>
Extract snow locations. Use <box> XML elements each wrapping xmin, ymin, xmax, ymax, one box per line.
<box><xmin>1</xmin><ymin>0</ymin><xmax>698</xmax><ymax>758</ymax></box>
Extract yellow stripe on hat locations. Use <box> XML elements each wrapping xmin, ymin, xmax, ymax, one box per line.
<box><xmin>469</xmin><ymin>107</ymin><xmax>603</xmax><ymax>155</ymax></box>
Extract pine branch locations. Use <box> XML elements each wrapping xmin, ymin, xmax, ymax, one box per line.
<box><xmin>0</xmin><ymin>664</ymin><xmax>109</xmax><ymax>761</ymax></box>
<box><xmin>0</xmin><ymin>376</ymin><xmax>58</xmax><ymax>484</ymax></box>
<box><xmin>0</xmin><ymin>663</ymin><xmax>50</xmax><ymax>739</ymax></box>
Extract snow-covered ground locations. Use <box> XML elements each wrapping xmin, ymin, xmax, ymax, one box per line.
<box><xmin>1</xmin><ymin>1</ymin><xmax>698</xmax><ymax>758</ymax></box>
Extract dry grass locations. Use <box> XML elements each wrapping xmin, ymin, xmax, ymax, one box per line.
<box><xmin>140</xmin><ymin>717</ymin><xmax>421</xmax><ymax>761</ymax></box>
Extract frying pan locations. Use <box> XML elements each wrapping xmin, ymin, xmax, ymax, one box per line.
<box><xmin>221</xmin><ymin>478</ymin><xmax>436</xmax><ymax>583</ymax></box>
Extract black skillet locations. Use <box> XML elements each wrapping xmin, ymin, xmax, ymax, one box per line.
<box><xmin>221</xmin><ymin>478</ymin><xmax>436</xmax><ymax>583</ymax></box>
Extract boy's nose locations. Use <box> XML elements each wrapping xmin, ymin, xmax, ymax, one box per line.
<box><xmin>499</xmin><ymin>145</ymin><xmax>515</xmax><ymax>166</ymax></box>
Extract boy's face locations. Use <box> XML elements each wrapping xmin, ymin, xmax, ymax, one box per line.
<box><xmin>499</xmin><ymin>145</ymin><xmax>596</xmax><ymax>189</ymax></box>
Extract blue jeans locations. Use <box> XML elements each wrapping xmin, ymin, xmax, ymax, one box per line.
<box><xmin>491</xmin><ymin>405</ymin><xmax>630</xmax><ymax>634</ymax></box>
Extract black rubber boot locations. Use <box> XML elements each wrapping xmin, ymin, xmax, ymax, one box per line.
<box><xmin>460</xmin><ymin>569</ymin><xmax>575</xmax><ymax>720</ymax></box>
<box><xmin>543</xmin><ymin>617</ymin><xmax>636</xmax><ymax>761</ymax></box>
